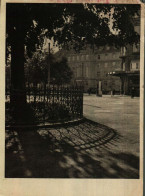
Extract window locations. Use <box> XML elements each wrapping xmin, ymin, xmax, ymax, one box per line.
<box><xmin>104</xmin><ymin>71</ymin><xmax>107</xmax><ymax>76</ymax></box>
<box><xmin>104</xmin><ymin>63</ymin><xmax>108</xmax><ymax>67</ymax></box>
<box><xmin>112</xmin><ymin>62</ymin><xmax>116</xmax><ymax>66</ymax></box>
<box><xmin>90</xmin><ymin>55</ymin><xmax>94</xmax><ymax>60</ymax></box>
<box><xmin>136</xmin><ymin>63</ymin><xmax>139</xmax><ymax>69</ymax></box>
<box><xmin>83</xmin><ymin>64</ymin><xmax>86</xmax><ymax>77</ymax></box>
<box><xmin>77</xmin><ymin>55</ymin><xmax>79</xmax><ymax>61</ymax></box>
<box><xmin>72</xmin><ymin>56</ymin><xmax>75</xmax><ymax>61</ymax></box>
<box><xmin>85</xmin><ymin>66</ymin><xmax>88</xmax><ymax>77</ymax></box>
<box><xmin>76</xmin><ymin>67</ymin><xmax>79</xmax><ymax>77</ymax></box>
<box><xmin>81</xmin><ymin>55</ymin><xmax>85</xmax><ymax>61</ymax></box>
<box><xmin>98</xmin><ymin>55</ymin><xmax>100</xmax><ymax>59</ymax></box>
<box><xmin>112</xmin><ymin>53</ymin><xmax>116</xmax><ymax>58</ymax></box>
<box><xmin>123</xmin><ymin>63</ymin><xmax>125</xmax><ymax>71</ymax></box>
<box><xmin>96</xmin><ymin>63</ymin><xmax>100</xmax><ymax>68</ymax></box>
<box><xmin>116</xmin><ymin>53</ymin><xmax>119</xmax><ymax>58</ymax></box>
<box><xmin>105</xmin><ymin>54</ymin><xmax>108</xmax><ymax>59</ymax></box>
<box><xmin>86</xmin><ymin>55</ymin><xmax>89</xmax><ymax>60</ymax></box>
<box><xmin>130</xmin><ymin>63</ymin><xmax>132</xmax><ymax>69</ymax></box>
<box><xmin>97</xmin><ymin>71</ymin><xmax>100</xmax><ymax>76</ymax></box>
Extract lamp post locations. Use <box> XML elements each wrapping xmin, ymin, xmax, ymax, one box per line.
<box><xmin>81</xmin><ymin>63</ymin><xmax>84</xmax><ymax>88</ymax></box>
<box><xmin>48</xmin><ymin>42</ymin><xmax>50</xmax><ymax>85</ymax></box>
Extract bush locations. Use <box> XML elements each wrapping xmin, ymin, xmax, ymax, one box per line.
<box><xmin>6</xmin><ymin>102</ymin><xmax>71</xmax><ymax>125</ymax></box>
<box><xmin>31</xmin><ymin>102</ymin><xmax>71</xmax><ymax>122</ymax></box>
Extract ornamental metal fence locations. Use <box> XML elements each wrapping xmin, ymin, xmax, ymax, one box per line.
<box><xmin>6</xmin><ymin>85</ymin><xmax>83</xmax><ymax>124</ymax></box>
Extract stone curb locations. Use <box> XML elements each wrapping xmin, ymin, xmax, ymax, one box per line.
<box><xmin>5</xmin><ymin>118</ymin><xmax>85</xmax><ymax>130</ymax></box>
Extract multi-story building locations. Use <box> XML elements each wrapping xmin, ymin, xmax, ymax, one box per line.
<box><xmin>55</xmin><ymin>45</ymin><xmax>122</xmax><ymax>93</ymax></box>
<box><xmin>109</xmin><ymin>16</ymin><xmax>140</xmax><ymax>96</ymax></box>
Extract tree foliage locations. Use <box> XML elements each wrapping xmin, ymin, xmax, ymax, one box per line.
<box><xmin>25</xmin><ymin>52</ymin><xmax>48</xmax><ymax>86</ymax></box>
<box><xmin>6</xmin><ymin>3</ymin><xmax>140</xmax><ymax>105</ymax></box>
<box><xmin>7</xmin><ymin>3</ymin><xmax>140</xmax><ymax>57</ymax></box>
<box><xmin>25</xmin><ymin>52</ymin><xmax>73</xmax><ymax>85</ymax></box>
<box><xmin>50</xmin><ymin>57</ymin><xmax>73</xmax><ymax>85</ymax></box>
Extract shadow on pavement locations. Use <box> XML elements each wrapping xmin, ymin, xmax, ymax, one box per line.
<box><xmin>5</xmin><ymin>119</ymin><xmax>139</xmax><ymax>178</ymax></box>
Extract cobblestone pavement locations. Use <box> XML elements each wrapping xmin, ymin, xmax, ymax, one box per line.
<box><xmin>5</xmin><ymin>118</ymin><xmax>139</xmax><ymax>178</ymax></box>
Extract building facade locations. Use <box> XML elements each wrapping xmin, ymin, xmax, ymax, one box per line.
<box><xmin>55</xmin><ymin>45</ymin><xmax>122</xmax><ymax>93</ymax></box>
<box><xmin>109</xmin><ymin>16</ymin><xmax>140</xmax><ymax>96</ymax></box>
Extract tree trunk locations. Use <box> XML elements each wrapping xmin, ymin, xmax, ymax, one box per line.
<box><xmin>10</xmin><ymin>24</ymin><xmax>26</xmax><ymax>105</ymax></box>
<box><xmin>10</xmin><ymin>23</ymin><xmax>26</xmax><ymax>123</ymax></box>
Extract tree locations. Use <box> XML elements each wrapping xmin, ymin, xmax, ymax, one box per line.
<box><xmin>25</xmin><ymin>52</ymin><xmax>48</xmax><ymax>86</ymax></box>
<box><xmin>6</xmin><ymin>3</ymin><xmax>140</xmax><ymax>106</ymax></box>
<box><xmin>25</xmin><ymin>52</ymin><xmax>73</xmax><ymax>86</ymax></box>
<box><xmin>50</xmin><ymin>57</ymin><xmax>73</xmax><ymax>85</ymax></box>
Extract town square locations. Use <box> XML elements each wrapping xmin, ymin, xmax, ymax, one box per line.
<box><xmin>5</xmin><ymin>3</ymin><xmax>140</xmax><ymax>179</ymax></box>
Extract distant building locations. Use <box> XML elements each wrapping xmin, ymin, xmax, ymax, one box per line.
<box><xmin>109</xmin><ymin>16</ymin><xmax>140</xmax><ymax>96</ymax></box>
<box><xmin>55</xmin><ymin>45</ymin><xmax>122</xmax><ymax>93</ymax></box>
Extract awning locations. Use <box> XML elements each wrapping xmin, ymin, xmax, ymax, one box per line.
<box><xmin>108</xmin><ymin>70</ymin><xmax>140</xmax><ymax>77</ymax></box>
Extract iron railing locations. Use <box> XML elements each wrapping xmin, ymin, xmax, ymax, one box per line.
<box><xmin>6</xmin><ymin>85</ymin><xmax>83</xmax><ymax>124</ymax></box>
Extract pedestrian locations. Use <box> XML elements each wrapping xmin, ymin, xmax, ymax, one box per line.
<box><xmin>96</xmin><ymin>84</ymin><xmax>98</xmax><ymax>96</ymax></box>
<box><xmin>96</xmin><ymin>88</ymin><xmax>98</xmax><ymax>96</ymax></box>
<box><xmin>131</xmin><ymin>86</ymin><xmax>135</xmax><ymax>98</ymax></box>
<box><xmin>113</xmin><ymin>89</ymin><xmax>115</xmax><ymax>96</ymax></box>
<box><xmin>111</xmin><ymin>89</ymin><xmax>113</xmax><ymax>97</ymax></box>
<box><xmin>88</xmin><ymin>88</ymin><xmax>91</xmax><ymax>95</ymax></box>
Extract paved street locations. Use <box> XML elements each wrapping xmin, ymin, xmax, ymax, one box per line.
<box><xmin>84</xmin><ymin>94</ymin><xmax>140</xmax><ymax>155</ymax></box>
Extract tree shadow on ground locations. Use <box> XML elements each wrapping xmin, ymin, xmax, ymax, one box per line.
<box><xmin>5</xmin><ymin>119</ymin><xmax>139</xmax><ymax>178</ymax></box>
<box><xmin>109</xmin><ymin>152</ymin><xmax>139</xmax><ymax>170</ymax></box>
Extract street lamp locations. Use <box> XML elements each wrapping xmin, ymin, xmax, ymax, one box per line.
<box><xmin>81</xmin><ymin>63</ymin><xmax>84</xmax><ymax>87</ymax></box>
<box><xmin>48</xmin><ymin>42</ymin><xmax>50</xmax><ymax>85</ymax></box>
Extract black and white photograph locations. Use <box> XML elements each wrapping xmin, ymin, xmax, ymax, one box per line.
<box><xmin>5</xmin><ymin>2</ymin><xmax>141</xmax><ymax>179</ymax></box>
